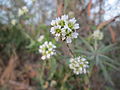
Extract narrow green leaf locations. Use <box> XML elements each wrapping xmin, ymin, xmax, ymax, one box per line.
<box><xmin>99</xmin><ymin>55</ymin><xmax>120</xmax><ymax>66</ymax></box>
<box><xmin>96</xmin><ymin>55</ymin><xmax>99</xmax><ymax>65</ymax></box>
<box><xmin>48</xmin><ymin>58</ymin><xmax>57</xmax><ymax>80</ymax></box>
<box><xmin>99</xmin><ymin>61</ymin><xmax>114</xmax><ymax>85</ymax></box>
<box><xmin>74</xmin><ymin>49</ymin><xmax>92</xmax><ymax>55</ymax></box>
<box><xmin>103</xmin><ymin>61</ymin><xmax>119</xmax><ymax>71</ymax></box>
<box><xmin>98</xmin><ymin>44</ymin><xmax>116</xmax><ymax>53</ymax></box>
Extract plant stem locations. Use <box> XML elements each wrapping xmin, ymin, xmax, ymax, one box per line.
<box><xmin>94</xmin><ymin>39</ymin><xmax>98</xmax><ymax>51</ymax></box>
<box><xmin>66</xmin><ymin>44</ymin><xmax>74</xmax><ymax>57</ymax></box>
<box><xmin>60</xmin><ymin>74</ymin><xmax>70</xmax><ymax>90</ymax></box>
<box><xmin>39</xmin><ymin>61</ymin><xmax>46</xmax><ymax>89</ymax></box>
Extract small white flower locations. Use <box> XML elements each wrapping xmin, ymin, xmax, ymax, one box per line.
<box><xmin>37</xmin><ymin>35</ymin><xmax>44</xmax><ymax>42</ymax></box>
<box><xmin>71</xmin><ymin>32</ymin><xmax>79</xmax><ymax>38</ymax></box>
<box><xmin>61</xmin><ymin>15</ymin><xmax>68</xmax><ymax>20</ymax></box>
<box><xmin>50</xmin><ymin>15</ymin><xmax>80</xmax><ymax>43</ymax></box>
<box><xmin>11</xmin><ymin>19</ymin><xmax>17</xmax><ymax>25</ymax></box>
<box><xmin>22</xmin><ymin>6</ymin><xmax>28</xmax><ymax>12</ymax></box>
<box><xmin>18</xmin><ymin>6</ymin><xmax>28</xmax><ymax>16</ymax></box>
<box><xmin>66</xmin><ymin>37</ymin><xmax>72</xmax><ymax>43</ymax></box>
<box><xmin>39</xmin><ymin>41</ymin><xmax>56</xmax><ymax>60</ymax></box>
<box><xmin>47</xmin><ymin>54</ymin><xmax>51</xmax><ymax>58</ymax></box>
<box><xmin>18</xmin><ymin>9</ymin><xmax>24</xmax><ymax>16</ymax></box>
<box><xmin>69</xmin><ymin>56</ymin><xmax>89</xmax><ymax>75</ymax></box>
<box><xmin>69</xmin><ymin>18</ymin><xmax>76</xmax><ymax>24</ymax></box>
<box><xmin>41</xmin><ymin>56</ymin><xmax>46</xmax><ymax>60</ymax></box>
<box><xmin>68</xmin><ymin>18</ymin><xmax>79</xmax><ymax>29</ymax></box>
<box><xmin>51</xmin><ymin>17</ymin><xmax>61</xmax><ymax>26</ymax></box>
<box><xmin>73</xmin><ymin>23</ymin><xmax>79</xmax><ymax>29</ymax></box>
<box><xmin>56</xmin><ymin>17</ymin><xmax>61</xmax><ymax>24</ymax></box>
<box><xmin>92</xmin><ymin>30</ymin><xmax>104</xmax><ymax>40</ymax></box>
<box><xmin>50</xmin><ymin>25</ymin><xmax>61</xmax><ymax>38</ymax></box>
<box><xmin>51</xmin><ymin>20</ymin><xmax>57</xmax><ymax>26</ymax></box>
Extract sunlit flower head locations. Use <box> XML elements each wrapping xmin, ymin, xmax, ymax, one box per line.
<box><xmin>39</xmin><ymin>41</ymin><xmax>56</xmax><ymax>60</ymax></box>
<box><xmin>92</xmin><ymin>30</ymin><xmax>104</xmax><ymax>40</ymax></box>
<box><xmin>50</xmin><ymin>15</ymin><xmax>80</xmax><ymax>43</ymax></box>
<box><xmin>69</xmin><ymin>56</ymin><xmax>89</xmax><ymax>75</ymax></box>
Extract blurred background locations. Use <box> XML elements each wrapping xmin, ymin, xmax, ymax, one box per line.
<box><xmin>0</xmin><ymin>0</ymin><xmax>120</xmax><ymax>90</ymax></box>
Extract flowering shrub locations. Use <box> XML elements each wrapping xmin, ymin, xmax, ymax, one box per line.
<box><xmin>7</xmin><ymin>13</ymin><xmax>119</xmax><ymax>90</ymax></box>
<box><xmin>50</xmin><ymin>15</ymin><xmax>89</xmax><ymax>76</ymax></box>
<box><xmin>0</xmin><ymin>0</ymin><xmax>120</xmax><ymax>89</ymax></box>
<box><xmin>1</xmin><ymin>2</ymin><xmax>119</xmax><ymax>89</ymax></box>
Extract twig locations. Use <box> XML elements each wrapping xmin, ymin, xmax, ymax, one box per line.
<box><xmin>97</xmin><ymin>15</ymin><xmax>120</xmax><ymax>30</ymax></box>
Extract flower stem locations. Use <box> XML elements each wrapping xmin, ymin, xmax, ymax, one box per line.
<box><xmin>66</xmin><ymin>44</ymin><xmax>74</xmax><ymax>57</ymax></box>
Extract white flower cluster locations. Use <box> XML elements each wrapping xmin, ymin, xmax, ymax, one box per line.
<box><xmin>69</xmin><ymin>56</ymin><xmax>89</xmax><ymax>75</ymax></box>
<box><xmin>18</xmin><ymin>6</ymin><xmax>28</xmax><ymax>16</ymax></box>
<box><xmin>50</xmin><ymin>15</ymin><xmax>79</xmax><ymax>43</ymax></box>
<box><xmin>39</xmin><ymin>41</ymin><xmax>56</xmax><ymax>60</ymax></box>
<box><xmin>92</xmin><ymin>30</ymin><xmax>104</xmax><ymax>40</ymax></box>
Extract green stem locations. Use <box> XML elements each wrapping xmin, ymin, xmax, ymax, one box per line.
<box><xmin>94</xmin><ymin>39</ymin><xmax>98</xmax><ymax>51</ymax></box>
<box><xmin>39</xmin><ymin>61</ymin><xmax>46</xmax><ymax>89</ymax></box>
